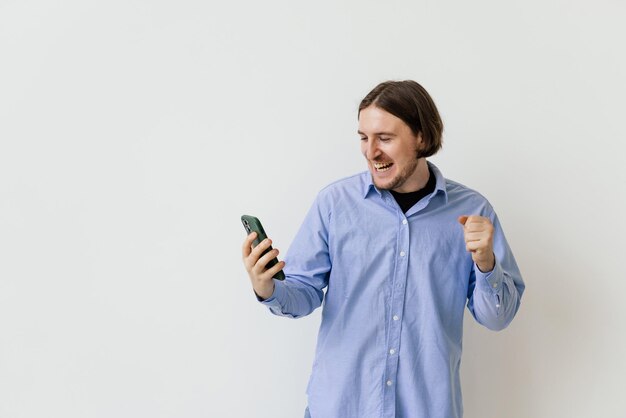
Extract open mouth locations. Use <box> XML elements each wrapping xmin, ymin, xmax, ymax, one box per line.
<box><xmin>373</xmin><ymin>162</ymin><xmax>393</xmax><ymax>172</ymax></box>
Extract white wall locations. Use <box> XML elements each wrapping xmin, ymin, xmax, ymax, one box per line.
<box><xmin>1</xmin><ymin>1</ymin><xmax>625</xmax><ymax>417</ymax></box>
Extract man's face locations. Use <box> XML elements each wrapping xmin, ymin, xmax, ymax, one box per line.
<box><xmin>358</xmin><ymin>105</ymin><xmax>424</xmax><ymax>193</ymax></box>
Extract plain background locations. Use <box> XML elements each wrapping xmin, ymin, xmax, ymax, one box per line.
<box><xmin>1</xmin><ymin>0</ymin><xmax>625</xmax><ymax>417</ymax></box>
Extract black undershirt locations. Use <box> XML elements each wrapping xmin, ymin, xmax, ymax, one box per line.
<box><xmin>389</xmin><ymin>165</ymin><xmax>436</xmax><ymax>213</ymax></box>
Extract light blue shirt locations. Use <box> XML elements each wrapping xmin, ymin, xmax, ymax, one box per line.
<box><xmin>260</xmin><ymin>162</ymin><xmax>525</xmax><ymax>418</ymax></box>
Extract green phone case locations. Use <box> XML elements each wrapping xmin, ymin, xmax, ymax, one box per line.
<box><xmin>241</xmin><ymin>215</ymin><xmax>285</xmax><ymax>281</ymax></box>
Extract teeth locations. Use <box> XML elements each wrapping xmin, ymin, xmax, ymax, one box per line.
<box><xmin>374</xmin><ymin>162</ymin><xmax>392</xmax><ymax>171</ymax></box>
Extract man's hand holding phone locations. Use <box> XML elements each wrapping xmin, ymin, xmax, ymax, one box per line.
<box><xmin>241</xmin><ymin>232</ymin><xmax>285</xmax><ymax>300</ymax></box>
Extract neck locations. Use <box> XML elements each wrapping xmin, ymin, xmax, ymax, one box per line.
<box><xmin>392</xmin><ymin>159</ymin><xmax>430</xmax><ymax>193</ymax></box>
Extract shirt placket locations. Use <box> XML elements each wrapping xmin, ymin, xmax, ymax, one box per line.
<box><xmin>381</xmin><ymin>198</ymin><xmax>410</xmax><ymax>418</ymax></box>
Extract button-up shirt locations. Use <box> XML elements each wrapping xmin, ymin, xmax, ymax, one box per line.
<box><xmin>260</xmin><ymin>162</ymin><xmax>525</xmax><ymax>418</ymax></box>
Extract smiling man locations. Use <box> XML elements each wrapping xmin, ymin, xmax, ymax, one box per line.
<box><xmin>242</xmin><ymin>80</ymin><xmax>525</xmax><ymax>418</ymax></box>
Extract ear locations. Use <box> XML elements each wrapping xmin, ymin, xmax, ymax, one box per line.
<box><xmin>415</xmin><ymin>132</ymin><xmax>425</xmax><ymax>149</ymax></box>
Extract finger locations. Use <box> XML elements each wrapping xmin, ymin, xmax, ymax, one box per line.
<box><xmin>250</xmin><ymin>238</ymin><xmax>273</xmax><ymax>260</ymax></box>
<box><xmin>464</xmin><ymin>232</ymin><xmax>485</xmax><ymax>242</ymax></box>
<box><xmin>242</xmin><ymin>232</ymin><xmax>258</xmax><ymax>258</ymax></box>
<box><xmin>245</xmin><ymin>237</ymin><xmax>272</xmax><ymax>272</ymax></box>
<box><xmin>465</xmin><ymin>220</ymin><xmax>493</xmax><ymax>233</ymax></box>
<box><xmin>261</xmin><ymin>260</ymin><xmax>286</xmax><ymax>280</ymax></box>
<box><xmin>466</xmin><ymin>241</ymin><xmax>486</xmax><ymax>252</ymax></box>
<box><xmin>468</xmin><ymin>215</ymin><xmax>490</xmax><ymax>223</ymax></box>
<box><xmin>254</xmin><ymin>248</ymin><xmax>280</xmax><ymax>273</ymax></box>
<box><xmin>459</xmin><ymin>215</ymin><xmax>485</xmax><ymax>226</ymax></box>
<box><xmin>465</xmin><ymin>225</ymin><xmax>486</xmax><ymax>234</ymax></box>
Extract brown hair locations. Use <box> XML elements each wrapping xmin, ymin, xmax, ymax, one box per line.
<box><xmin>358</xmin><ymin>80</ymin><xmax>444</xmax><ymax>158</ymax></box>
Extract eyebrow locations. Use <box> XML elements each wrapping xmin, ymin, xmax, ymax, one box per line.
<box><xmin>357</xmin><ymin>131</ymin><xmax>397</xmax><ymax>137</ymax></box>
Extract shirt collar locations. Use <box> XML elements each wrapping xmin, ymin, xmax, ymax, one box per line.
<box><xmin>362</xmin><ymin>160</ymin><xmax>449</xmax><ymax>204</ymax></box>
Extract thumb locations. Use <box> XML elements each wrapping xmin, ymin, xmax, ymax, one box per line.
<box><xmin>458</xmin><ymin>215</ymin><xmax>469</xmax><ymax>226</ymax></box>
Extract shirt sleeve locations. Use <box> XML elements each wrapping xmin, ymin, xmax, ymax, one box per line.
<box><xmin>466</xmin><ymin>209</ymin><xmax>525</xmax><ymax>331</ymax></box>
<box><xmin>257</xmin><ymin>191</ymin><xmax>332</xmax><ymax>319</ymax></box>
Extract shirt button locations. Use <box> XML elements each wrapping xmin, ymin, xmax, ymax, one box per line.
<box><xmin>389</xmin><ymin>349</ymin><xmax>396</xmax><ymax>355</ymax></box>
<box><xmin>492</xmin><ymin>283</ymin><xmax>498</xmax><ymax>288</ymax></box>
<box><xmin>393</xmin><ymin>315</ymin><xmax>399</xmax><ymax>321</ymax></box>
<box><xmin>386</xmin><ymin>380</ymin><xmax>393</xmax><ymax>386</ymax></box>
<box><xmin>402</xmin><ymin>219</ymin><xmax>407</xmax><ymax>225</ymax></box>
<box><xmin>400</xmin><ymin>251</ymin><xmax>406</xmax><ymax>257</ymax></box>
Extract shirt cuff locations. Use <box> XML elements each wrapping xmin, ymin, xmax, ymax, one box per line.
<box><xmin>474</xmin><ymin>259</ymin><xmax>504</xmax><ymax>294</ymax></box>
<box><xmin>255</xmin><ymin>279</ymin><xmax>286</xmax><ymax>309</ymax></box>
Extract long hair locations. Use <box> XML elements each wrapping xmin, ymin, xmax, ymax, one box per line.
<box><xmin>359</xmin><ymin>80</ymin><xmax>444</xmax><ymax>158</ymax></box>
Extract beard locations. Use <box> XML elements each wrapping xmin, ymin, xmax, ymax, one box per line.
<box><xmin>375</xmin><ymin>149</ymin><xmax>423</xmax><ymax>191</ymax></box>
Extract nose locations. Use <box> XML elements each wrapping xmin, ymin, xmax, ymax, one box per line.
<box><xmin>364</xmin><ymin>139</ymin><xmax>381</xmax><ymax>161</ymax></box>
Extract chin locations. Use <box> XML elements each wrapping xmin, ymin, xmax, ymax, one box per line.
<box><xmin>373</xmin><ymin>177</ymin><xmax>398</xmax><ymax>191</ymax></box>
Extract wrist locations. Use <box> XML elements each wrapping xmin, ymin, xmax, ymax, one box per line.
<box><xmin>477</xmin><ymin>253</ymin><xmax>495</xmax><ymax>273</ymax></box>
<box><xmin>255</xmin><ymin>281</ymin><xmax>275</xmax><ymax>301</ymax></box>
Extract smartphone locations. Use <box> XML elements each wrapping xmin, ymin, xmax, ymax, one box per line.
<box><xmin>241</xmin><ymin>215</ymin><xmax>285</xmax><ymax>281</ymax></box>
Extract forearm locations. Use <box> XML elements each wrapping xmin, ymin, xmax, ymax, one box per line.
<box><xmin>259</xmin><ymin>276</ymin><xmax>325</xmax><ymax>319</ymax></box>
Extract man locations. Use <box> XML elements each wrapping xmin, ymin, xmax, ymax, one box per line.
<box><xmin>241</xmin><ymin>80</ymin><xmax>525</xmax><ymax>418</ymax></box>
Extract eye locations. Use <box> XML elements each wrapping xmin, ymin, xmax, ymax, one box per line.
<box><xmin>359</xmin><ymin>136</ymin><xmax>367</xmax><ymax>142</ymax></box>
<box><xmin>379</xmin><ymin>137</ymin><xmax>391</xmax><ymax>143</ymax></box>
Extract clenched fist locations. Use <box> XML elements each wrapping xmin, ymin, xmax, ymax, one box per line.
<box><xmin>458</xmin><ymin>215</ymin><xmax>495</xmax><ymax>273</ymax></box>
